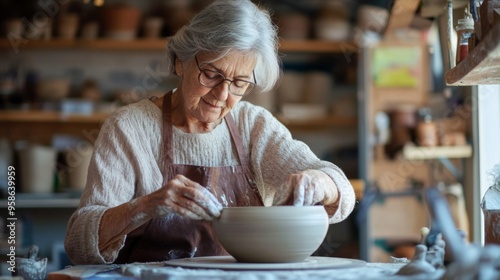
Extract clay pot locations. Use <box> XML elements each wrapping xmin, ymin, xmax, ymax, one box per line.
<box><xmin>18</xmin><ymin>145</ymin><xmax>57</xmax><ymax>193</ymax></box>
<box><xmin>65</xmin><ymin>144</ymin><xmax>93</xmax><ymax>192</ymax></box>
<box><xmin>213</xmin><ymin>206</ymin><xmax>329</xmax><ymax>263</ymax></box>
<box><xmin>386</xmin><ymin>106</ymin><xmax>417</xmax><ymax>158</ymax></box>
<box><xmin>416</xmin><ymin>120</ymin><xmax>438</xmax><ymax>147</ymax></box>
<box><xmin>304</xmin><ymin>71</ymin><xmax>332</xmax><ymax>104</ymax></box>
<box><xmin>36</xmin><ymin>79</ymin><xmax>70</xmax><ymax>101</ymax></box>
<box><xmin>57</xmin><ymin>14</ymin><xmax>79</xmax><ymax>40</ymax></box>
<box><xmin>276</xmin><ymin>13</ymin><xmax>310</xmax><ymax>40</ymax></box>
<box><xmin>143</xmin><ymin>17</ymin><xmax>164</xmax><ymax>38</ymax></box>
<box><xmin>276</xmin><ymin>71</ymin><xmax>306</xmax><ymax>103</ymax></box>
<box><xmin>163</xmin><ymin>0</ymin><xmax>194</xmax><ymax>35</ymax></box>
<box><xmin>81</xmin><ymin>21</ymin><xmax>99</xmax><ymax>40</ymax></box>
<box><xmin>315</xmin><ymin>18</ymin><xmax>351</xmax><ymax>41</ymax></box>
<box><xmin>101</xmin><ymin>5</ymin><xmax>142</xmax><ymax>40</ymax></box>
<box><xmin>4</xmin><ymin>18</ymin><xmax>23</xmax><ymax>38</ymax></box>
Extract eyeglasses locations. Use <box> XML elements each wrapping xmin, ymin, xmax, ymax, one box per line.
<box><xmin>195</xmin><ymin>56</ymin><xmax>257</xmax><ymax>96</ymax></box>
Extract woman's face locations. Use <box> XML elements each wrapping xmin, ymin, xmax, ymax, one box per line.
<box><xmin>175</xmin><ymin>51</ymin><xmax>257</xmax><ymax>125</ymax></box>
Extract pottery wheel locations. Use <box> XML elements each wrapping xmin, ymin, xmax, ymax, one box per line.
<box><xmin>164</xmin><ymin>256</ymin><xmax>366</xmax><ymax>271</ymax></box>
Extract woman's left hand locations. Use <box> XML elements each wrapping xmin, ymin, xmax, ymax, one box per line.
<box><xmin>273</xmin><ymin>170</ymin><xmax>339</xmax><ymax>206</ymax></box>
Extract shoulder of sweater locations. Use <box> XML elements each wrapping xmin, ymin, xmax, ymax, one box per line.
<box><xmin>230</xmin><ymin>101</ymin><xmax>292</xmax><ymax>143</ymax></box>
<box><xmin>105</xmin><ymin>99</ymin><xmax>161</xmax><ymax>128</ymax></box>
<box><xmin>231</xmin><ymin>100</ymin><xmax>275</xmax><ymax>126</ymax></box>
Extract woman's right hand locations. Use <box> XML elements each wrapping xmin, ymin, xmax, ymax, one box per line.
<box><xmin>146</xmin><ymin>174</ymin><xmax>223</xmax><ymax>221</ymax></box>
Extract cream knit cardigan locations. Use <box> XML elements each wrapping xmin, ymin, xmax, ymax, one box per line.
<box><xmin>65</xmin><ymin>98</ymin><xmax>355</xmax><ymax>265</ymax></box>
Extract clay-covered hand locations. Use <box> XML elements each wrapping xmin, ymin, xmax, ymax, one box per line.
<box><xmin>145</xmin><ymin>174</ymin><xmax>223</xmax><ymax>221</ymax></box>
<box><xmin>273</xmin><ymin>170</ymin><xmax>338</xmax><ymax>206</ymax></box>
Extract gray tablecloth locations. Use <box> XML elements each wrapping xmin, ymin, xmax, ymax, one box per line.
<box><xmin>49</xmin><ymin>261</ymin><xmax>446</xmax><ymax>280</ymax></box>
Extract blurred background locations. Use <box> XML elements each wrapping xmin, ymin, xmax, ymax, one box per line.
<box><xmin>1</xmin><ymin>0</ymin><xmax>497</xmax><ymax>275</ymax></box>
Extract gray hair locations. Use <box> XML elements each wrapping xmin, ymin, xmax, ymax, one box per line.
<box><xmin>165</xmin><ymin>0</ymin><xmax>281</xmax><ymax>93</ymax></box>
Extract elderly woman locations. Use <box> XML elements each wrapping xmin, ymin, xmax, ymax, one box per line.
<box><xmin>65</xmin><ymin>0</ymin><xmax>355</xmax><ymax>265</ymax></box>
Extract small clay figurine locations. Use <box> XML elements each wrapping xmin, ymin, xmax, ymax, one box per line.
<box><xmin>12</xmin><ymin>245</ymin><xmax>47</xmax><ymax>280</ymax></box>
<box><xmin>396</xmin><ymin>244</ymin><xmax>437</xmax><ymax>276</ymax></box>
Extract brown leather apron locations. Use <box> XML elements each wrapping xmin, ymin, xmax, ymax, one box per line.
<box><xmin>114</xmin><ymin>92</ymin><xmax>264</xmax><ymax>263</ymax></box>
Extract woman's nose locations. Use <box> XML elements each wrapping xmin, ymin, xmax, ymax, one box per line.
<box><xmin>212</xmin><ymin>80</ymin><xmax>230</xmax><ymax>100</ymax></box>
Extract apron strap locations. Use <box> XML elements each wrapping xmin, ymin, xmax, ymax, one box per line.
<box><xmin>224</xmin><ymin>113</ymin><xmax>248</xmax><ymax>166</ymax></box>
<box><xmin>162</xmin><ymin>91</ymin><xmax>174</xmax><ymax>167</ymax></box>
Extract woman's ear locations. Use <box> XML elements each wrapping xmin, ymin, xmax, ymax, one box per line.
<box><xmin>174</xmin><ymin>57</ymin><xmax>183</xmax><ymax>77</ymax></box>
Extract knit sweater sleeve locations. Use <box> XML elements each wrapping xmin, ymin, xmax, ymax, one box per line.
<box><xmin>234</xmin><ymin>102</ymin><xmax>355</xmax><ymax>223</ymax></box>
<box><xmin>64</xmin><ymin>102</ymin><xmax>163</xmax><ymax>265</ymax></box>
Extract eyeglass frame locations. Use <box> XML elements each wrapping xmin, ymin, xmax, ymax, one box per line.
<box><xmin>194</xmin><ymin>56</ymin><xmax>257</xmax><ymax>96</ymax></box>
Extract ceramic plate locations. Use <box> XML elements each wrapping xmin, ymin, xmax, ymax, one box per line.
<box><xmin>164</xmin><ymin>256</ymin><xmax>366</xmax><ymax>271</ymax></box>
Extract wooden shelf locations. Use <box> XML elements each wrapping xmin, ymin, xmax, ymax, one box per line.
<box><xmin>277</xmin><ymin>115</ymin><xmax>357</xmax><ymax>130</ymax></box>
<box><xmin>0</xmin><ymin>198</ymin><xmax>80</xmax><ymax>208</ymax></box>
<box><xmin>0</xmin><ymin>110</ymin><xmax>109</xmax><ymax>123</ymax></box>
<box><xmin>445</xmin><ymin>20</ymin><xmax>500</xmax><ymax>85</ymax></box>
<box><xmin>0</xmin><ymin>38</ymin><xmax>358</xmax><ymax>53</ymax></box>
<box><xmin>0</xmin><ymin>193</ymin><xmax>80</xmax><ymax>208</ymax></box>
<box><xmin>279</xmin><ymin>40</ymin><xmax>358</xmax><ymax>53</ymax></box>
<box><xmin>402</xmin><ymin>144</ymin><xmax>472</xmax><ymax>160</ymax></box>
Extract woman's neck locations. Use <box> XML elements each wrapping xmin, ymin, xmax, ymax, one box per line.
<box><xmin>154</xmin><ymin>92</ymin><xmax>221</xmax><ymax>133</ymax></box>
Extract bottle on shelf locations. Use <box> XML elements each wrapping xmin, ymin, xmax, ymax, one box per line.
<box><xmin>455</xmin><ymin>7</ymin><xmax>475</xmax><ymax>64</ymax></box>
<box><xmin>416</xmin><ymin>108</ymin><xmax>438</xmax><ymax>147</ymax></box>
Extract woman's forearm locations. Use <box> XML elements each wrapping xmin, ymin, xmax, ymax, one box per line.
<box><xmin>98</xmin><ymin>196</ymin><xmax>152</xmax><ymax>255</ymax></box>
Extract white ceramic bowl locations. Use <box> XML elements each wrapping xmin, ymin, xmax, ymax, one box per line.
<box><xmin>213</xmin><ymin>206</ymin><xmax>329</xmax><ymax>263</ymax></box>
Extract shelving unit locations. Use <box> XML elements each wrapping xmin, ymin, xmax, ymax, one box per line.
<box><xmin>402</xmin><ymin>144</ymin><xmax>473</xmax><ymax>160</ymax></box>
<box><xmin>0</xmin><ymin>196</ymin><xmax>80</xmax><ymax>208</ymax></box>
<box><xmin>0</xmin><ymin>1</ymin><xmax>364</xmax><ymax>268</ymax></box>
<box><xmin>0</xmin><ymin>38</ymin><xmax>358</xmax><ymax>53</ymax></box>
<box><xmin>0</xmin><ymin>110</ymin><xmax>108</xmax><ymax>123</ymax></box>
<box><xmin>0</xmin><ymin>110</ymin><xmax>357</xmax><ymax>134</ymax></box>
<box><xmin>445</xmin><ymin>19</ymin><xmax>500</xmax><ymax>85</ymax></box>
<box><xmin>0</xmin><ymin>39</ymin><xmax>359</xmax><ymax>134</ymax></box>
<box><xmin>276</xmin><ymin>115</ymin><xmax>357</xmax><ymax>130</ymax></box>
<box><xmin>0</xmin><ymin>110</ymin><xmax>106</xmax><ymax>145</ymax></box>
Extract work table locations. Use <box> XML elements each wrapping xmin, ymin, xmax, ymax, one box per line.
<box><xmin>47</xmin><ymin>260</ymin><xmax>445</xmax><ymax>280</ymax></box>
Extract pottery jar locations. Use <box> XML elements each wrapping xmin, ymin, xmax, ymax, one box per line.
<box><xmin>81</xmin><ymin>21</ymin><xmax>99</xmax><ymax>40</ymax></box>
<box><xmin>388</xmin><ymin>106</ymin><xmax>417</xmax><ymax>143</ymax></box>
<box><xmin>416</xmin><ymin>120</ymin><xmax>438</xmax><ymax>147</ymax></box>
<box><xmin>101</xmin><ymin>5</ymin><xmax>142</xmax><ymax>40</ymax></box>
<box><xmin>276</xmin><ymin>71</ymin><xmax>306</xmax><ymax>104</ymax></box>
<box><xmin>36</xmin><ymin>79</ymin><xmax>71</xmax><ymax>101</ymax></box>
<box><xmin>57</xmin><ymin>14</ymin><xmax>79</xmax><ymax>40</ymax></box>
<box><xmin>163</xmin><ymin>0</ymin><xmax>194</xmax><ymax>35</ymax></box>
<box><xmin>304</xmin><ymin>71</ymin><xmax>332</xmax><ymax>104</ymax></box>
<box><xmin>4</xmin><ymin>18</ymin><xmax>23</xmax><ymax>38</ymax></box>
<box><xmin>275</xmin><ymin>12</ymin><xmax>310</xmax><ymax>40</ymax></box>
<box><xmin>143</xmin><ymin>17</ymin><xmax>164</xmax><ymax>38</ymax></box>
<box><xmin>18</xmin><ymin>145</ymin><xmax>57</xmax><ymax>193</ymax></box>
<box><xmin>65</xmin><ymin>144</ymin><xmax>93</xmax><ymax>192</ymax></box>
